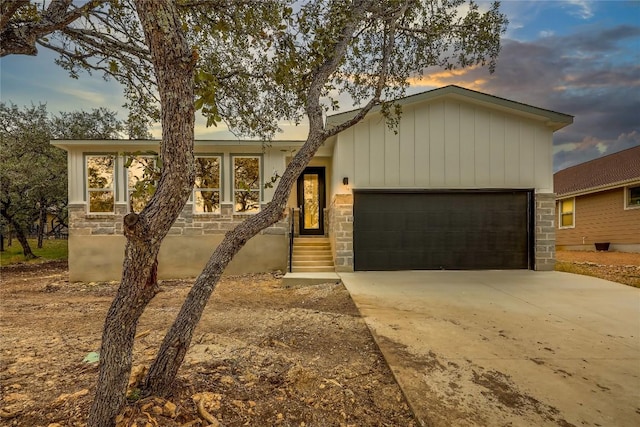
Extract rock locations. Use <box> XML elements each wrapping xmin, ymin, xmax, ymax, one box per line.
<box><xmin>163</xmin><ymin>400</ymin><xmax>178</xmax><ymax>418</ymax></box>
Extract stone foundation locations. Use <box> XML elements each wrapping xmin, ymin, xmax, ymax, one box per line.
<box><xmin>67</xmin><ymin>202</ymin><xmax>288</xmax><ymax>281</ymax></box>
<box><xmin>535</xmin><ymin>193</ymin><xmax>556</xmax><ymax>271</ymax></box>
<box><xmin>329</xmin><ymin>194</ymin><xmax>354</xmax><ymax>272</ymax></box>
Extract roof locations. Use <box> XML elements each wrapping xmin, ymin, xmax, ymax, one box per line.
<box><xmin>326</xmin><ymin>85</ymin><xmax>574</xmax><ymax>132</ymax></box>
<box><xmin>554</xmin><ymin>145</ymin><xmax>640</xmax><ymax>197</ymax></box>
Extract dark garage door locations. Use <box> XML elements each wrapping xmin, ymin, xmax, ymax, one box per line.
<box><xmin>353</xmin><ymin>191</ymin><xmax>532</xmax><ymax>270</ymax></box>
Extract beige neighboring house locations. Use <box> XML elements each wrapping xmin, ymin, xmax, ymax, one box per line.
<box><xmin>53</xmin><ymin>85</ymin><xmax>573</xmax><ymax>282</ymax></box>
<box><xmin>554</xmin><ymin>145</ymin><xmax>640</xmax><ymax>253</ymax></box>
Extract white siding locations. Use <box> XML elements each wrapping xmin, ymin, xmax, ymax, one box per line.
<box><xmin>332</xmin><ymin>98</ymin><xmax>555</xmax><ymax>197</ymax></box>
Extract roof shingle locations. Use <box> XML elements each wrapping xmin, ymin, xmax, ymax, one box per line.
<box><xmin>554</xmin><ymin>146</ymin><xmax>640</xmax><ymax>196</ymax></box>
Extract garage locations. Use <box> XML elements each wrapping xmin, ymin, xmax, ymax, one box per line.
<box><xmin>353</xmin><ymin>190</ymin><xmax>533</xmax><ymax>270</ymax></box>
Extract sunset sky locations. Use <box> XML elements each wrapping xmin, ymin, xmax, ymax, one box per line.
<box><xmin>1</xmin><ymin>1</ymin><xmax>638</xmax><ymax>172</ymax></box>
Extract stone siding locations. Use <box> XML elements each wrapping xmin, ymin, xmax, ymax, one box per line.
<box><xmin>329</xmin><ymin>194</ymin><xmax>354</xmax><ymax>272</ymax></box>
<box><xmin>69</xmin><ymin>203</ymin><xmax>287</xmax><ymax>237</ymax></box>
<box><xmin>535</xmin><ymin>193</ymin><xmax>556</xmax><ymax>271</ymax></box>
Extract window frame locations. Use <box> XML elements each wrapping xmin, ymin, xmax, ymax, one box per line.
<box><xmin>624</xmin><ymin>185</ymin><xmax>640</xmax><ymax>210</ymax></box>
<box><xmin>85</xmin><ymin>154</ymin><xmax>116</xmax><ymax>214</ymax></box>
<box><xmin>125</xmin><ymin>155</ymin><xmax>157</xmax><ymax>213</ymax></box>
<box><xmin>231</xmin><ymin>154</ymin><xmax>262</xmax><ymax>214</ymax></box>
<box><xmin>193</xmin><ymin>154</ymin><xmax>223</xmax><ymax>215</ymax></box>
<box><xmin>558</xmin><ymin>197</ymin><xmax>575</xmax><ymax>229</ymax></box>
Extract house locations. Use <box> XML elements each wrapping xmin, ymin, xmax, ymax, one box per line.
<box><xmin>53</xmin><ymin>85</ymin><xmax>573</xmax><ymax>282</ymax></box>
<box><xmin>554</xmin><ymin>145</ymin><xmax>640</xmax><ymax>253</ymax></box>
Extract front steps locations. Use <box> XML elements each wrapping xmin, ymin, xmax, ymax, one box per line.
<box><xmin>291</xmin><ymin>237</ymin><xmax>335</xmax><ymax>273</ymax></box>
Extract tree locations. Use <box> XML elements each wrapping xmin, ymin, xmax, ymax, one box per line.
<box><xmin>51</xmin><ymin>107</ymin><xmax>124</xmax><ymax>139</ymax></box>
<box><xmin>0</xmin><ymin>103</ymin><xmax>128</xmax><ymax>257</ymax></box>
<box><xmin>2</xmin><ymin>1</ymin><xmax>507</xmax><ymax>426</ymax></box>
<box><xmin>0</xmin><ymin>103</ymin><xmax>52</xmax><ymax>258</ymax></box>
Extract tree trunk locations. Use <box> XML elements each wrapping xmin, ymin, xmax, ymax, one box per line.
<box><xmin>142</xmin><ymin>1</ymin><xmax>374</xmax><ymax>396</ymax></box>
<box><xmin>14</xmin><ymin>226</ymin><xmax>36</xmax><ymax>259</ymax></box>
<box><xmin>87</xmin><ymin>1</ymin><xmax>195</xmax><ymax>426</ymax></box>
<box><xmin>37</xmin><ymin>203</ymin><xmax>47</xmax><ymax>248</ymax></box>
<box><xmin>144</xmin><ymin>133</ymin><xmax>329</xmax><ymax>395</ymax></box>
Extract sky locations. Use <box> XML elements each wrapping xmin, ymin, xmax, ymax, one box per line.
<box><xmin>1</xmin><ymin>1</ymin><xmax>639</xmax><ymax>172</ymax></box>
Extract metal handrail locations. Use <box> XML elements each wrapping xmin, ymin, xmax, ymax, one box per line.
<box><xmin>288</xmin><ymin>207</ymin><xmax>294</xmax><ymax>272</ymax></box>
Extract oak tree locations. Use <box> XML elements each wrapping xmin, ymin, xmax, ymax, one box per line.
<box><xmin>1</xmin><ymin>1</ymin><xmax>507</xmax><ymax>426</ymax></box>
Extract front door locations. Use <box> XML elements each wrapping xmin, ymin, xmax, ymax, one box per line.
<box><xmin>297</xmin><ymin>167</ymin><xmax>325</xmax><ymax>235</ymax></box>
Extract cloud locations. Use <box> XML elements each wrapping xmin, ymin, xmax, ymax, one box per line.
<box><xmin>553</xmin><ymin>131</ymin><xmax>640</xmax><ymax>172</ymax></box>
<box><xmin>414</xmin><ymin>23</ymin><xmax>640</xmax><ymax>171</ymax></box>
<box><xmin>566</xmin><ymin>0</ymin><xmax>595</xmax><ymax>19</ymax></box>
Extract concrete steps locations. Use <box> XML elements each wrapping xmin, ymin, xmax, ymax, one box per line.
<box><xmin>291</xmin><ymin>237</ymin><xmax>334</xmax><ymax>273</ymax></box>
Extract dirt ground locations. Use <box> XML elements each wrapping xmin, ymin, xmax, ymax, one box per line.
<box><xmin>556</xmin><ymin>250</ymin><xmax>640</xmax><ymax>287</ymax></box>
<box><xmin>0</xmin><ymin>262</ymin><xmax>415</xmax><ymax>427</ymax></box>
<box><xmin>1</xmin><ymin>252</ymin><xmax>637</xmax><ymax>427</ymax></box>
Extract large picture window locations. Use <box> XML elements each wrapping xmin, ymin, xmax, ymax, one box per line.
<box><xmin>625</xmin><ymin>185</ymin><xmax>640</xmax><ymax>209</ymax></box>
<box><xmin>233</xmin><ymin>156</ymin><xmax>261</xmax><ymax>213</ymax></box>
<box><xmin>194</xmin><ymin>156</ymin><xmax>221</xmax><ymax>213</ymax></box>
<box><xmin>86</xmin><ymin>155</ymin><xmax>115</xmax><ymax>213</ymax></box>
<box><xmin>126</xmin><ymin>156</ymin><xmax>156</xmax><ymax>213</ymax></box>
<box><xmin>559</xmin><ymin>198</ymin><xmax>575</xmax><ymax>228</ymax></box>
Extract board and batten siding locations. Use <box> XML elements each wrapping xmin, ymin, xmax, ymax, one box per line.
<box><xmin>331</xmin><ymin>99</ymin><xmax>553</xmax><ymax>195</ymax></box>
<box><xmin>556</xmin><ymin>188</ymin><xmax>640</xmax><ymax>247</ymax></box>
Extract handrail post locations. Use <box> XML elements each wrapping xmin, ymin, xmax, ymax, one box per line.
<box><xmin>289</xmin><ymin>207</ymin><xmax>294</xmax><ymax>273</ymax></box>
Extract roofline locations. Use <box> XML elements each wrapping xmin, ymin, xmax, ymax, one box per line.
<box><xmin>51</xmin><ymin>139</ymin><xmax>307</xmax><ymax>149</ymax></box>
<box><xmin>326</xmin><ymin>85</ymin><xmax>574</xmax><ymax>131</ymax></box>
<box><xmin>555</xmin><ymin>178</ymin><xmax>640</xmax><ymax>199</ymax></box>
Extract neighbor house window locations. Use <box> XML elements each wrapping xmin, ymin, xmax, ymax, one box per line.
<box><xmin>194</xmin><ymin>156</ymin><xmax>221</xmax><ymax>214</ymax></box>
<box><xmin>86</xmin><ymin>155</ymin><xmax>115</xmax><ymax>213</ymax></box>
<box><xmin>126</xmin><ymin>156</ymin><xmax>156</xmax><ymax>213</ymax></box>
<box><xmin>625</xmin><ymin>185</ymin><xmax>640</xmax><ymax>209</ymax></box>
<box><xmin>559</xmin><ymin>198</ymin><xmax>575</xmax><ymax>228</ymax></box>
<box><xmin>233</xmin><ymin>155</ymin><xmax>261</xmax><ymax>213</ymax></box>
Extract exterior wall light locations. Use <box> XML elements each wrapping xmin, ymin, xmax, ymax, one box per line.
<box><xmin>343</xmin><ymin>177</ymin><xmax>349</xmax><ymax>185</ymax></box>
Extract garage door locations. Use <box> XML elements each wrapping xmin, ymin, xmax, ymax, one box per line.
<box><xmin>353</xmin><ymin>191</ymin><xmax>532</xmax><ymax>270</ymax></box>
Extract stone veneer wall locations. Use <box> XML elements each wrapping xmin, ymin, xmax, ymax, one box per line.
<box><xmin>329</xmin><ymin>193</ymin><xmax>354</xmax><ymax>272</ymax></box>
<box><xmin>535</xmin><ymin>193</ymin><xmax>556</xmax><ymax>271</ymax></box>
<box><xmin>67</xmin><ymin>202</ymin><xmax>289</xmax><ymax>281</ymax></box>
<box><xmin>69</xmin><ymin>203</ymin><xmax>288</xmax><ymax>237</ymax></box>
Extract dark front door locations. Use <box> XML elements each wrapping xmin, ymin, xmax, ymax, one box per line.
<box><xmin>297</xmin><ymin>167</ymin><xmax>326</xmax><ymax>235</ymax></box>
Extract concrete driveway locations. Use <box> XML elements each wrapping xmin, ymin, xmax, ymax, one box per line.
<box><xmin>339</xmin><ymin>270</ymin><xmax>640</xmax><ymax>427</ymax></box>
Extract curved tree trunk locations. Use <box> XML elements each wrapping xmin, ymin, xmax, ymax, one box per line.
<box><xmin>87</xmin><ymin>1</ymin><xmax>195</xmax><ymax>426</ymax></box>
<box><xmin>15</xmin><ymin>226</ymin><xmax>36</xmax><ymax>259</ymax></box>
<box><xmin>142</xmin><ymin>0</ymin><xmax>376</xmax><ymax>396</ymax></box>
<box><xmin>143</xmin><ymin>132</ymin><xmax>328</xmax><ymax>396</ymax></box>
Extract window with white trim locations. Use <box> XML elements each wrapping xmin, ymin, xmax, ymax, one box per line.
<box><xmin>194</xmin><ymin>156</ymin><xmax>221</xmax><ymax>214</ymax></box>
<box><xmin>625</xmin><ymin>185</ymin><xmax>640</xmax><ymax>209</ymax></box>
<box><xmin>126</xmin><ymin>156</ymin><xmax>156</xmax><ymax>213</ymax></box>
<box><xmin>233</xmin><ymin>156</ymin><xmax>261</xmax><ymax>213</ymax></box>
<box><xmin>558</xmin><ymin>198</ymin><xmax>575</xmax><ymax>228</ymax></box>
<box><xmin>86</xmin><ymin>155</ymin><xmax>115</xmax><ymax>213</ymax></box>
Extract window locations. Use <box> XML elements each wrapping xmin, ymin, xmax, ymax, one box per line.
<box><xmin>194</xmin><ymin>156</ymin><xmax>221</xmax><ymax>214</ymax></box>
<box><xmin>558</xmin><ymin>198</ymin><xmax>575</xmax><ymax>228</ymax></box>
<box><xmin>126</xmin><ymin>156</ymin><xmax>156</xmax><ymax>213</ymax></box>
<box><xmin>233</xmin><ymin>156</ymin><xmax>261</xmax><ymax>213</ymax></box>
<box><xmin>625</xmin><ymin>185</ymin><xmax>640</xmax><ymax>209</ymax></box>
<box><xmin>86</xmin><ymin>155</ymin><xmax>115</xmax><ymax>213</ymax></box>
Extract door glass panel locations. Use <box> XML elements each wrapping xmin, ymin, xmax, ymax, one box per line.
<box><xmin>303</xmin><ymin>174</ymin><xmax>320</xmax><ymax>229</ymax></box>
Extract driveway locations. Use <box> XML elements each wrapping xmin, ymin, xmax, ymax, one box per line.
<box><xmin>339</xmin><ymin>270</ymin><xmax>640</xmax><ymax>427</ymax></box>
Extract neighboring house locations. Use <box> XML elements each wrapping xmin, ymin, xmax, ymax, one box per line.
<box><xmin>554</xmin><ymin>146</ymin><xmax>640</xmax><ymax>253</ymax></box>
<box><xmin>53</xmin><ymin>85</ymin><xmax>573</xmax><ymax>282</ymax></box>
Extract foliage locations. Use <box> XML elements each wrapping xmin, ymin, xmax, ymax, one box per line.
<box><xmin>0</xmin><ymin>103</ymin><xmax>129</xmax><ymax>255</ymax></box>
<box><xmin>1</xmin><ymin>2</ymin><xmax>508</xmax><ymax>426</ymax></box>
<box><xmin>52</xmin><ymin>108</ymin><xmax>125</xmax><ymax>139</ymax></box>
<box><xmin>0</xmin><ymin>238</ymin><xmax>68</xmax><ymax>266</ymax></box>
